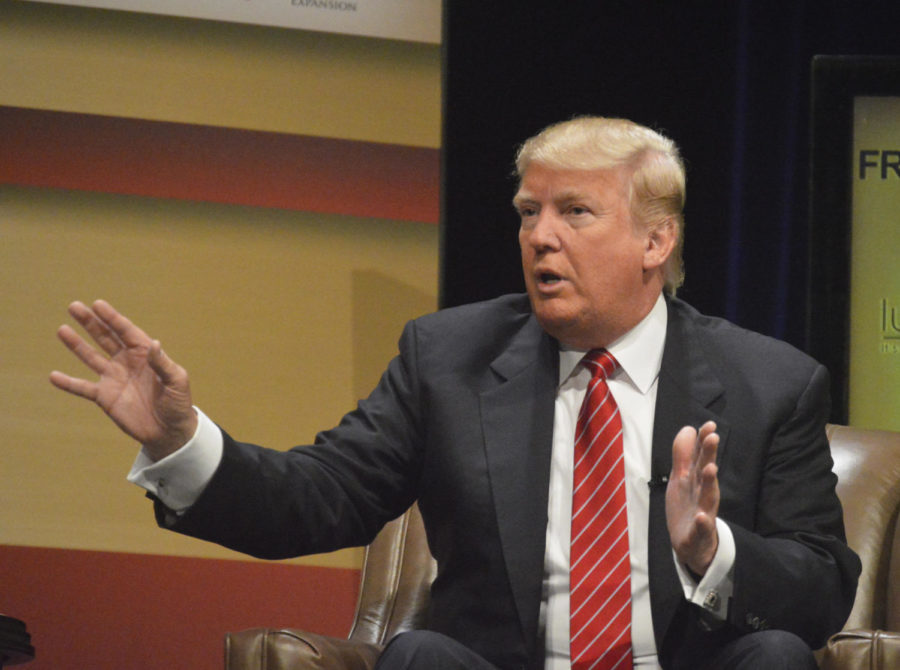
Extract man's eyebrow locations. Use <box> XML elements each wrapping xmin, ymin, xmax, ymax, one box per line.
<box><xmin>512</xmin><ymin>192</ymin><xmax>535</xmax><ymax>208</ymax></box>
<box><xmin>513</xmin><ymin>189</ymin><xmax>593</xmax><ymax>209</ymax></box>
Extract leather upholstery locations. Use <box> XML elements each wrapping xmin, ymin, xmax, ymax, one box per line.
<box><xmin>817</xmin><ymin>425</ymin><xmax>900</xmax><ymax>669</ymax></box>
<box><xmin>346</xmin><ymin>503</ymin><xmax>436</xmax><ymax>645</ymax></box>
<box><xmin>225</xmin><ymin>503</ymin><xmax>436</xmax><ymax>670</ymax></box>
<box><xmin>224</xmin><ymin>629</ymin><xmax>381</xmax><ymax>670</ymax></box>
<box><xmin>819</xmin><ymin>629</ymin><xmax>900</xmax><ymax>670</ymax></box>
<box><xmin>225</xmin><ymin>425</ymin><xmax>900</xmax><ymax>669</ymax></box>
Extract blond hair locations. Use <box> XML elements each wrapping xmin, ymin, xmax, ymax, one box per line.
<box><xmin>515</xmin><ymin>116</ymin><xmax>686</xmax><ymax>294</ymax></box>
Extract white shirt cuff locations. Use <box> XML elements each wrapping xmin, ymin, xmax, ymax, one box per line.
<box><xmin>126</xmin><ymin>407</ymin><xmax>223</xmax><ymax>513</ymax></box>
<box><xmin>673</xmin><ymin>517</ymin><xmax>735</xmax><ymax>620</ymax></box>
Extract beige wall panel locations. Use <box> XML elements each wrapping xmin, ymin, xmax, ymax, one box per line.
<box><xmin>0</xmin><ymin>1</ymin><xmax>441</xmax><ymax>147</ymax></box>
<box><xmin>1</xmin><ymin>185</ymin><xmax>438</xmax><ymax>567</ymax></box>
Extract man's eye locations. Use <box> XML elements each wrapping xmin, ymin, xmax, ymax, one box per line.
<box><xmin>519</xmin><ymin>206</ymin><xmax>538</xmax><ymax>217</ymax></box>
<box><xmin>568</xmin><ymin>206</ymin><xmax>589</xmax><ymax>216</ymax></box>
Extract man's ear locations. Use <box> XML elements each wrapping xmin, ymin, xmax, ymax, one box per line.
<box><xmin>643</xmin><ymin>218</ymin><xmax>678</xmax><ymax>271</ymax></box>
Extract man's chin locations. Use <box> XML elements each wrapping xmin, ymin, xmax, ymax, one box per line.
<box><xmin>532</xmin><ymin>306</ymin><xmax>580</xmax><ymax>345</ymax></box>
<box><xmin>531</xmin><ymin>303</ymin><xmax>612</xmax><ymax>350</ymax></box>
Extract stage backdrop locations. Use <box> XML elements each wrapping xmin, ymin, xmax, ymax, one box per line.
<box><xmin>0</xmin><ymin>2</ymin><xmax>440</xmax><ymax>668</ymax></box>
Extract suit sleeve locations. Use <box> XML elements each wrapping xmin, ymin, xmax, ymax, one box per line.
<box><xmin>726</xmin><ymin>363</ymin><xmax>861</xmax><ymax>648</ymax></box>
<box><xmin>155</xmin><ymin>319</ymin><xmax>427</xmax><ymax>560</ymax></box>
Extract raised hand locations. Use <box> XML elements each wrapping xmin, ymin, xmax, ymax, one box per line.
<box><xmin>666</xmin><ymin>421</ymin><xmax>720</xmax><ymax>576</ymax></box>
<box><xmin>50</xmin><ymin>300</ymin><xmax>197</xmax><ymax>461</ymax></box>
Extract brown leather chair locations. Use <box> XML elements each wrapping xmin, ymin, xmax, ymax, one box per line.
<box><xmin>225</xmin><ymin>503</ymin><xmax>436</xmax><ymax>670</ymax></box>
<box><xmin>818</xmin><ymin>425</ymin><xmax>900</xmax><ymax>670</ymax></box>
<box><xmin>225</xmin><ymin>425</ymin><xmax>900</xmax><ymax>670</ymax></box>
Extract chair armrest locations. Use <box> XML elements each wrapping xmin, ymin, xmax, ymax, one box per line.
<box><xmin>818</xmin><ymin>629</ymin><xmax>900</xmax><ymax>670</ymax></box>
<box><xmin>225</xmin><ymin>628</ymin><xmax>383</xmax><ymax>670</ymax></box>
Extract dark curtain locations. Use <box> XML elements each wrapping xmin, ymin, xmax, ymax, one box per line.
<box><xmin>440</xmin><ymin>1</ymin><xmax>897</xmax><ymax>352</ymax></box>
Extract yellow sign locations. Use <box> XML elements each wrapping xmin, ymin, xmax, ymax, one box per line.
<box><xmin>850</xmin><ymin>96</ymin><xmax>900</xmax><ymax>431</ymax></box>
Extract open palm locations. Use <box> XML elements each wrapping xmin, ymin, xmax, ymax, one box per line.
<box><xmin>50</xmin><ymin>300</ymin><xmax>197</xmax><ymax>461</ymax></box>
<box><xmin>666</xmin><ymin>421</ymin><xmax>720</xmax><ymax>576</ymax></box>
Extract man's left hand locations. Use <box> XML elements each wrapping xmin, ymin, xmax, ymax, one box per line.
<box><xmin>666</xmin><ymin>421</ymin><xmax>720</xmax><ymax>576</ymax></box>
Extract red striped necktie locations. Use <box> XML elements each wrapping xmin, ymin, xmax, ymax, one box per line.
<box><xmin>570</xmin><ymin>349</ymin><xmax>632</xmax><ymax>670</ymax></box>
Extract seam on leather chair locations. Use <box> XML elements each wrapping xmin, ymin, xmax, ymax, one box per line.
<box><xmin>225</xmin><ymin>628</ymin><xmax>271</xmax><ymax>670</ymax></box>
<box><xmin>347</xmin><ymin>544</ymin><xmax>376</xmax><ymax>641</ymax></box>
<box><xmin>873</xmin><ymin>628</ymin><xmax>900</xmax><ymax>664</ymax></box>
<box><xmin>348</xmin><ymin>509</ymin><xmax>410</xmax><ymax>644</ymax></box>
<box><xmin>378</xmin><ymin>511</ymin><xmax>410</xmax><ymax>644</ymax></box>
<box><xmin>348</xmin><ymin>543</ymin><xmax>376</xmax><ymax>641</ymax></box>
<box><xmin>259</xmin><ymin>629</ymin><xmax>269</xmax><ymax>669</ymax></box>
<box><xmin>272</xmin><ymin>629</ymin><xmax>319</xmax><ymax>654</ymax></box>
<box><xmin>224</xmin><ymin>631</ymin><xmax>237</xmax><ymax>670</ymax></box>
<box><xmin>825</xmin><ymin>628</ymin><xmax>900</xmax><ymax>668</ymax></box>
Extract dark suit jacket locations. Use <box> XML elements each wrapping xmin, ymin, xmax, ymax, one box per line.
<box><xmin>165</xmin><ymin>294</ymin><xmax>860</xmax><ymax>670</ymax></box>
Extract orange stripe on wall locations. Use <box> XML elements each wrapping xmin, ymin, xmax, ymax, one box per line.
<box><xmin>0</xmin><ymin>545</ymin><xmax>360</xmax><ymax>669</ymax></box>
<box><xmin>0</xmin><ymin>106</ymin><xmax>440</xmax><ymax>223</ymax></box>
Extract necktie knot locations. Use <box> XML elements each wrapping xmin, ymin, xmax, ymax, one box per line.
<box><xmin>582</xmin><ymin>349</ymin><xmax>618</xmax><ymax>382</ymax></box>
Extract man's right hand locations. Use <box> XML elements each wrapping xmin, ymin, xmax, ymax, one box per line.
<box><xmin>50</xmin><ymin>300</ymin><xmax>198</xmax><ymax>461</ymax></box>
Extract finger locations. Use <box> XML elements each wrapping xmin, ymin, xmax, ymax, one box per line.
<box><xmin>690</xmin><ymin>422</ymin><xmax>715</xmax><ymax>467</ymax></box>
<box><xmin>146</xmin><ymin>340</ymin><xmax>181</xmax><ymax>385</ymax></box>
<box><xmin>49</xmin><ymin>369</ymin><xmax>99</xmax><ymax>402</ymax></box>
<box><xmin>696</xmin><ymin>430</ymin><xmax>719</xmax><ymax>477</ymax></box>
<box><xmin>697</xmin><ymin>420</ymin><xmax>717</xmax><ymax>443</ymax></box>
<box><xmin>671</xmin><ymin>425</ymin><xmax>698</xmax><ymax>477</ymax></box>
<box><xmin>91</xmin><ymin>299</ymin><xmax>154</xmax><ymax>350</ymax></box>
<box><xmin>57</xmin><ymin>324</ymin><xmax>111</xmax><ymax>377</ymax></box>
<box><xmin>697</xmin><ymin>462</ymin><xmax>720</xmax><ymax>514</ymax></box>
<box><xmin>68</xmin><ymin>301</ymin><xmax>123</xmax><ymax>357</ymax></box>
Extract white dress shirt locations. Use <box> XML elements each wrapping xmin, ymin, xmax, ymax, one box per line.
<box><xmin>542</xmin><ymin>294</ymin><xmax>734</xmax><ymax>668</ymax></box>
<box><xmin>129</xmin><ymin>294</ymin><xmax>735</xmax><ymax>669</ymax></box>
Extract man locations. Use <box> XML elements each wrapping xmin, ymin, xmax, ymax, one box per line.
<box><xmin>51</xmin><ymin>117</ymin><xmax>860</xmax><ymax>669</ymax></box>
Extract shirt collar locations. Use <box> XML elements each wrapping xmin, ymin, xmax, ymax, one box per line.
<box><xmin>558</xmin><ymin>293</ymin><xmax>668</xmax><ymax>395</ymax></box>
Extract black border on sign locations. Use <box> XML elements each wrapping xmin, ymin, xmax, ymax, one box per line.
<box><xmin>808</xmin><ymin>55</ymin><xmax>900</xmax><ymax>424</ymax></box>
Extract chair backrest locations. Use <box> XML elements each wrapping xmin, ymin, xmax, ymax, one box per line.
<box><xmin>343</xmin><ymin>425</ymin><xmax>900</xmax><ymax>645</ymax></box>
<box><xmin>827</xmin><ymin>424</ymin><xmax>900</xmax><ymax>631</ymax></box>
<box><xmin>347</xmin><ymin>502</ymin><xmax>437</xmax><ymax>645</ymax></box>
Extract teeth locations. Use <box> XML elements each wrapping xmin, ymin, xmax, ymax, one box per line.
<box><xmin>541</xmin><ymin>273</ymin><xmax>560</xmax><ymax>283</ymax></box>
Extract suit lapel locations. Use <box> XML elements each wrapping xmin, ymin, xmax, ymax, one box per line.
<box><xmin>648</xmin><ymin>298</ymin><xmax>731</xmax><ymax>652</ymax></box>
<box><xmin>476</xmin><ymin>298</ymin><xmax>735</xmax><ymax>656</ymax></box>
<box><xmin>480</xmin><ymin>316</ymin><xmax>558</xmax><ymax>651</ymax></box>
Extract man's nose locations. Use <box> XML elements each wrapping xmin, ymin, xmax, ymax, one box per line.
<box><xmin>527</xmin><ymin>211</ymin><xmax>563</xmax><ymax>250</ymax></box>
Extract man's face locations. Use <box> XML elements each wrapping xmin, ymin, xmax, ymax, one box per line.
<box><xmin>515</xmin><ymin>163</ymin><xmax>663</xmax><ymax>350</ymax></box>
